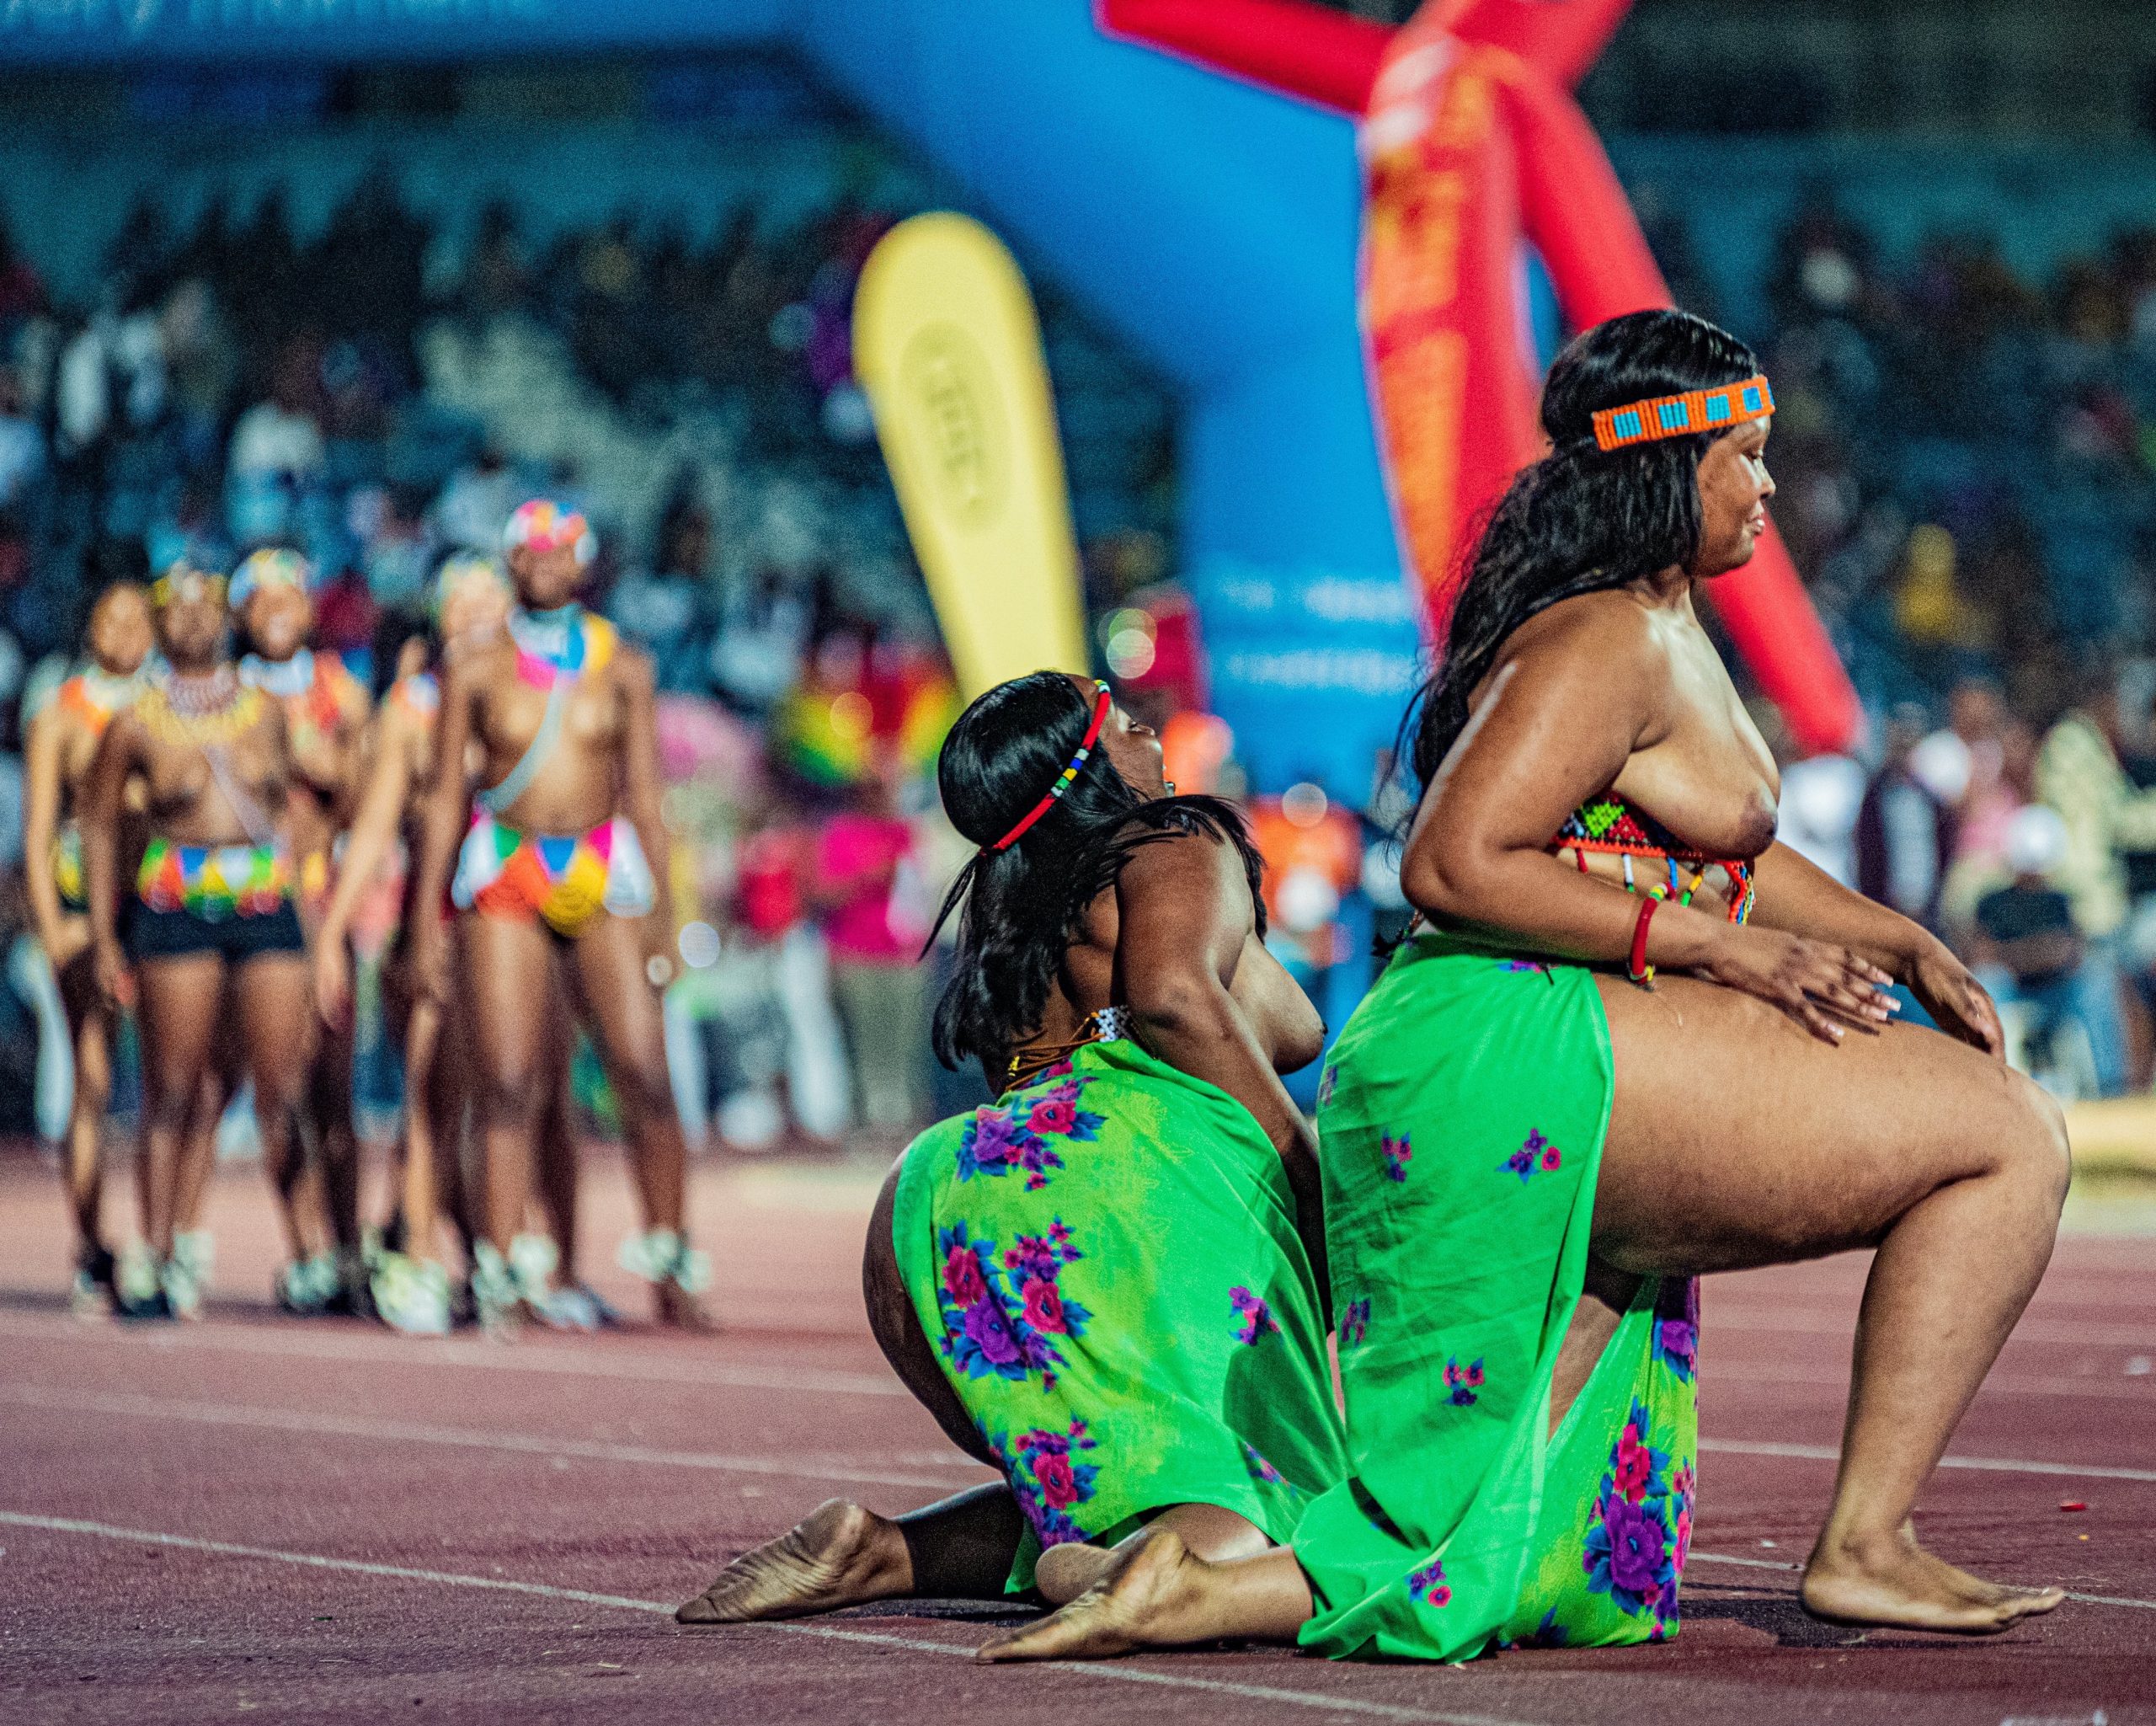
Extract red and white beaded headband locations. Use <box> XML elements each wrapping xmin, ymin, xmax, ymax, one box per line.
<box><xmin>1591</xmin><ymin>375</ymin><xmax>1775</xmax><ymax>453</ymax></box>
<box><xmin>990</xmin><ymin>681</ymin><xmax>1113</xmax><ymax>851</ymax></box>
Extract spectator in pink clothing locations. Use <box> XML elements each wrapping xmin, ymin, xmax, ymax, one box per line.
<box><xmin>815</xmin><ymin>756</ymin><xmax>931</xmax><ymax>1141</ymax></box>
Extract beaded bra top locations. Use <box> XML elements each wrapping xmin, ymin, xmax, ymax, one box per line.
<box><xmin>1549</xmin><ymin>794</ymin><xmax>1755</xmax><ymax>925</ymax></box>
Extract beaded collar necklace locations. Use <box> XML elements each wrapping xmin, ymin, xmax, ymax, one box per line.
<box><xmin>142</xmin><ymin>665</ymin><xmax>266</xmax><ymax>747</ymax></box>
<box><xmin>240</xmin><ymin>649</ymin><xmax>316</xmax><ymax>700</ymax></box>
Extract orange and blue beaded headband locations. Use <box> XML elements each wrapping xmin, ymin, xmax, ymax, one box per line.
<box><xmin>990</xmin><ymin>681</ymin><xmax>1113</xmax><ymax>852</ymax></box>
<box><xmin>1590</xmin><ymin>375</ymin><xmax>1775</xmax><ymax>453</ymax></box>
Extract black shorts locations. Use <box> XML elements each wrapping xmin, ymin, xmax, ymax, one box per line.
<box><xmin>127</xmin><ymin>900</ymin><xmax>307</xmax><ymax>965</ymax></box>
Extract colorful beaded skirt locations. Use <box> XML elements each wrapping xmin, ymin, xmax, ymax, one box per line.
<box><xmin>450</xmin><ymin>810</ymin><xmax>656</xmax><ymax>939</ymax></box>
<box><xmin>136</xmin><ymin>836</ymin><xmax>295</xmax><ymax>920</ymax></box>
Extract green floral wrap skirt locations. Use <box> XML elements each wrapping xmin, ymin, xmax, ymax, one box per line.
<box><xmin>1294</xmin><ymin>930</ymin><xmax>1700</xmax><ymax>1660</ymax></box>
<box><xmin>892</xmin><ymin>1036</ymin><xmax>1348</xmax><ymax>1593</ymax></box>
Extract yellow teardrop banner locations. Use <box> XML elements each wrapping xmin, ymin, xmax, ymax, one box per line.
<box><xmin>853</xmin><ymin>212</ymin><xmax>1088</xmax><ymax>700</ymax></box>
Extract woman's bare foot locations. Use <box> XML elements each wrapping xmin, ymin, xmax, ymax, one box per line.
<box><xmin>676</xmin><ymin>1499</ymin><xmax>911</xmax><ymax>1623</ymax></box>
<box><xmin>976</xmin><ymin>1531</ymin><xmax>1207</xmax><ymax>1663</ymax></box>
<box><xmin>1801</xmin><ymin>1522</ymin><xmax>2067</xmax><ymax>1633</ymax></box>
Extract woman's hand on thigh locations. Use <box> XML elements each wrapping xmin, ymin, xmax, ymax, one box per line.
<box><xmin>1691</xmin><ymin>922</ymin><xmax>1898</xmax><ymax>1045</ymax></box>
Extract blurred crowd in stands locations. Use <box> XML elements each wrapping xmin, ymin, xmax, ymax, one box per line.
<box><xmin>2</xmin><ymin>158</ymin><xmax>2156</xmax><ymax>1150</ymax></box>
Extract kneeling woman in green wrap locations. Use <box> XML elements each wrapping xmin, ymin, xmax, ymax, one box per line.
<box><xmin>678</xmin><ymin>671</ymin><xmax>1347</xmax><ymax>1623</ymax></box>
<box><xmin>979</xmin><ymin>309</ymin><xmax>2070</xmax><ymax>1665</ymax></box>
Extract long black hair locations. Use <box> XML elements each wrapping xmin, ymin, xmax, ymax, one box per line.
<box><xmin>1402</xmin><ymin>308</ymin><xmax>1762</xmax><ymax>799</ymax></box>
<box><xmin>926</xmin><ymin>671</ymin><xmax>1263</xmax><ymax>1078</ymax></box>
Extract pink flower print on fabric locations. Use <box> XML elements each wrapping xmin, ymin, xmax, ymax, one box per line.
<box><xmin>1381</xmin><ymin>1132</ymin><xmax>1412</xmax><ymax>1184</ymax></box>
<box><xmin>934</xmin><ymin>1221</ymin><xmax>1089</xmax><ymax>1388</ymax></box>
<box><xmin>999</xmin><ymin>1419</ymin><xmax>1102</xmax><ymax>1547</ymax></box>
<box><xmin>1023</xmin><ymin>1078</ymin><xmax>1103</xmax><ymax>1156</ymax></box>
<box><xmin>1407</xmin><ymin>1558</ymin><xmax>1451</xmax><ymax>1609</ymax></box>
<box><xmin>1500</xmin><ymin>1128</ymin><xmax>1562</xmax><ymax>1183</ymax></box>
<box><xmin>1337</xmin><ymin>1297</ymin><xmax>1371</xmax><ymax>1348</ymax></box>
<box><xmin>1443</xmin><ymin>1355</ymin><xmax>1484</xmax><ymax>1406</ymax></box>
<box><xmin>1230</xmin><ymin>1285</ymin><xmax>1281</xmax><ymax>1346</ymax></box>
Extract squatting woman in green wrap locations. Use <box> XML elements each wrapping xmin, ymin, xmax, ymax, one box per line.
<box><xmin>677</xmin><ymin>671</ymin><xmax>1347</xmax><ymax>1623</ymax></box>
<box><xmin>977</xmin><ymin>309</ymin><xmax>2070</xmax><ymax>1665</ymax></box>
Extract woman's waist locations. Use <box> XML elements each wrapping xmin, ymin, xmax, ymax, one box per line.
<box><xmin>472</xmin><ymin>801</ymin><xmax>625</xmax><ymax>842</ymax></box>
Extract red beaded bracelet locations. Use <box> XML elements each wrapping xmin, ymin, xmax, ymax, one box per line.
<box><xmin>1627</xmin><ymin>894</ymin><xmax>1660</xmax><ymax>986</ymax></box>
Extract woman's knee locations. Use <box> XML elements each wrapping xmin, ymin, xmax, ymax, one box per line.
<box><xmin>1994</xmin><ymin>1069</ymin><xmax>2072</xmax><ymax>1214</ymax></box>
<box><xmin>478</xmin><ymin>1066</ymin><xmax>545</xmax><ymax>1130</ymax></box>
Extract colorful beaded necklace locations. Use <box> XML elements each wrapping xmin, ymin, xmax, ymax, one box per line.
<box><xmin>139</xmin><ymin>666</ymin><xmax>267</xmax><ymax>749</ymax></box>
<box><xmin>59</xmin><ymin>667</ymin><xmax>144</xmax><ymax>738</ymax></box>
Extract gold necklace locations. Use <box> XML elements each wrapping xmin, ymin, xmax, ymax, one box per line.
<box><xmin>139</xmin><ymin>671</ymin><xmax>267</xmax><ymax>748</ymax></box>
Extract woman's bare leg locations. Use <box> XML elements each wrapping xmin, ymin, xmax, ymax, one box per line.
<box><xmin>535</xmin><ymin>1003</ymin><xmax>581</xmax><ymax>1283</ymax></box>
<box><xmin>1588</xmin><ymin>975</ymin><xmax>2069</xmax><ymax>1632</ymax></box>
<box><xmin>133</xmin><ymin>955</ymin><xmax>225</xmax><ymax>1258</ymax></box>
<box><xmin>567</xmin><ymin>915</ymin><xmax>686</xmax><ymax>1234</ymax></box>
<box><xmin>308</xmin><ymin>1011</ymin><xmax>362</xmax><ymax>1265</ymax></box>
<box><xmin>460</xmin><ymin>913</ymin><xmax>556</xmax><ymax>1263</ymax></box>
<box><xmin>56</xmin><ymin>953</ymin><xmax>114</xmax><ymax>1265</ymax></box>
<box><xmin>568</xmin><ymin>913</ymin><xmax>708</xmax><ymax>1326</ymax></box>
<box><xmin>400</xmin><ymin>996</ymin><xmax>443</xmax><ymax>1264</ymax></box>
<box><xmin>1034</xmin><ymin>1504</ymin><xmax>1277</xmax><ymax>1606</ymax></box>
<box><xmin>232</xmin><ymin>953</ymin><xmax>318</xmax><ymax>1264</ymax></box>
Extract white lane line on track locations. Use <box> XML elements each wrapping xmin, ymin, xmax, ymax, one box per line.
<box><xmin>1698</xmin><ymin>1436</ymin><xmax>2156</xmax><ymax>1484</ymax></box>
<box><xmin>1687</xmin><ymin>1549</ymin><xmax>2156</xmax><ymax>1613</ymax></box>
<box><xmin>0</xmin><ymin>1510</ymin><xmax>1534</xmax><ymax>1726</ymax></box>
<box><xmin>0</xmin><ymin>1311</ymin><xmax>909</xmax><ymax>1397</ymax></box>
<box><xmin>0</xmin><ymin>1385</ymin><xmax>989</xmax><ymax>1492</ymax></box>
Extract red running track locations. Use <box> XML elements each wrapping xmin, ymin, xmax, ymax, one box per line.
<box><xmin>1</xmin><ymin>1146</ymin><xmax>2152</xmax><ymax>1725</ymax></box>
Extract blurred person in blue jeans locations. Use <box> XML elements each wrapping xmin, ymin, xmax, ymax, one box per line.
<box><xmin>1972</xmin><ymin>805</ymin><xmax>2128</xmax><ymax>1097</ymax></box>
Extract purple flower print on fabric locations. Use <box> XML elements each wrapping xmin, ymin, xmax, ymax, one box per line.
<box><xmin>1338</xmin><ymin>1297</ymin><xmax>1371</xmax><ymax>1348</ymax></box>
<box><xmin>1381</xmin><ymin>1132</ymin><xmax>1412</xmax><ymax>1184</ymax></box>
<box><xmin>934</xmin><ymin>1220</ymin><xmax>1090</xmax><ymax>1388</ymax></box>
<box><xmin>1500</xmin><ymin>1129</ymin><xmax>1563</xmax><ymax>1184</ymax></box>
<box><xmin>954</xmin><ymin>1103</ymin><xmax>1061</xmax><ymax>1189</ymax></box>
<box><xmin>1230</xmin><ymin>1285</ymin><xmax>1280</xmax><ymax>1345</ymax></box>
<box><xmin>1582</xmin><ymin>1398</ymin><xmax>1680</xmax><ymax>1620</ymax></box>
<box><xmin>1407</xmin><ymin>1558</ymin><xmax>1452</xmax><ymax>1609</ymax></box>
<box><xmin>1583</xmin><ymin>1491</ymin><xmax>1676</xmax><ymax>1616</ymax></box>
<box><xmin>1443</xmin><ymin>1355</ymin><xmax>1485</xmax><ymax>1406</ymax></box>
<box><xmin>1653</xmin><ymin>1276</ymin><xmax>1700</xmax><ymax>1383</ymax></box>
